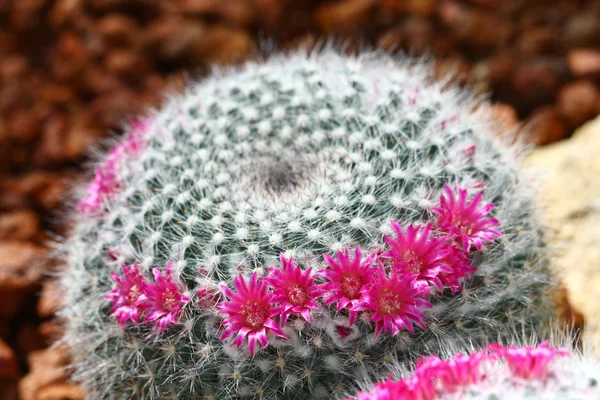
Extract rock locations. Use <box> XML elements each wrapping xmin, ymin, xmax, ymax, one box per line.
<box><xmin>18</xmin><ymin>347</ymin><xmax>75</xmax><ymax>400</ymax></box>
<box><xmin>84</xmin><ymin>90</ymin><xmax>143</xmax><ymax>132</ymax></box>
<box><xmin>38</xmin><ymin>280</ymin><xmax>63</xmax><ymax>319</ymax></box>
<box><xmin>38</xmin><ymin>321</ymin><xmax>63</xmax><ymax>343</ymax></box>
<box><xmin>524</xmin><ymin>105</ymin><xmax>568</xmax><ymax>145</ymax></box>
<box><xmin>49</xmin><ymin>0</ymin><xmax>84</xmax><ymax>28</ymax></box>
<box><xmin>525</xmin><ymin>116</ymin><xmax>600</xmax><ymax>350</ymax></box>
<box><xmin>405</xmin><ymin>0</ymin><xmax>435</xmax><ymax>17</ymax></box>
<box><xmin>104</xmin><ymin>50</ymin><xmax>150</xmax><ymax>82</ymax></box>
<box><xmin>438</xmin><ymin>2</ymin><xmax>512</xmax><ymax>51</ymax></box>
<box><xmin>471</xmin><ymin>53</ymin><xmax>517</xmax><ymax>96</ymax></box>
<box><xmin>434</xmin><ymin>56</ymin><xmax>471</xmax><ymax>86</ymax></box>
<box><xmin>562</xmin><ymin>12</ymin><xmax>600</xmax><ymax>49</ymax></box>
<box><xmin>96</xmin><ymin>14</ymin><xmax>140</xmax><ymax>48</ymax></box>
<box><xmin>78</xmin><ymin>66</ymin><xmax>121</xmax><ymax>95</ymax></box>
<box><xmin>37</xmin><ymin>384</ymin><xmax>84</xmax><ymax>400</ymax></box>
<box><xmin>0</xmin><ymin>242</ymin><xmax>46</xmax><ymax>317</ymax></box>
<box><xmin>33</xmin><ymin>113</ymin><xmax>70</xmax><ymax>167</ymax></box>
<box><xmin>180</xmin><ymin>0</ymin><xmax>256</xmax><ymax>28</ymax></box>
<box><xmin>38</xmin><ymin>83</ymin><xmax>76</xmax><ymax>106</ymax></box>
<box><xmin>0</xmin><ymin>381</ymin><xmax>19</xmax><ymax>400</ymax></box>
<box><xmin>0</xmin><ymin>55</ymin><xmax>29</xmax><ymax>81</ymax></box>
<box><xmin>0</xmin><ymin>210</ymin><xmax>41</xmax><ymax>242</ymax></box>
<box><xmin>511</xmin><ymin>58</ymin><xmax>569</xmax><ymax>115</ymax></box>
<box><xmin>557</xmin><ymin>80</ymin><xmax>600</xmax><ymax>129</ymax></box>
<box><xmin>202</xmin><ymin>26</ymin><xmax>254</xmax><ymax>65</ymax></box>
<box><xmin>49</xmin><ymin>32</ymin><xmax>89</xmax><ymax>82</ymax></box>
<box><xmin>567</xmin><ymin>49</ymin><xmax>600</xmax><ymax>78</ymax></box>
<box><xmin>7</xmin><ymin>110</ymin><xmax>41</xmax><ymax>144</ymax></box>
<box><xmin>0</xmin><ymin>172</ymin><xmax>70</xmax><ymax>211</ymax></box>
<box><xmin>377</xmin><ymin>17</ymin><xmax>434</xmax><ymax>55</ymax></box>
<box><xmin>17</xmin><ymin>323</ymin><xmax>47</xmax><ymax>356</ymax></box>
<box><xmin>555</xmin><ymin>286</ymin><xmax>585</xmax><ymax>332</ymax></box>
<box><xmin>314</xmin><ymin>0</ymin><xmax>378</xmax><ymax>36</ymax></box>
<box><xmin>0</xmin><ymin>319</ymin><xmax>10</xmax><ymax>340</ymax></box>
<box><xmin>517</xmin><ymin>26</ymin><xmax>557</xmax><ymax>56</ymax></box>
<box><xmin>142</xmin><ymin>17</ymin><xmax>208</xmax><ymax>64</ymax></box>
<box><xmin>0</xmin><ymin>338</ymin><xmax>19</xmax><ymax>380</ymax></box>
<box><xmin>64</xmin><ymin>127</ymin><xmax>105</xmax><ymax>162</ymax></box>
<box><xmin>489</xmin><ymin>102</ymin><xmax>519</xmax><ymax>134</ymax></box>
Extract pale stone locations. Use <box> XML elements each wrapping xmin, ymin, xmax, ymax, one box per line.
<box><xmin>525</xmin><ymin>115</ymin><xmax>600</xmax><ymax>347</ymax></box>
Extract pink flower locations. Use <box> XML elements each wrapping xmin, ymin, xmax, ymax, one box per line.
<box><xmin>143</xmin><ymin>261</ymin><xmax>190</xmax><ymax>332</ymax></box>
<box><xmin>351</xmin><ymin>342</ymin><xmax>572</xmax><ymax>400</ymax></box>
<box><xmin>436</xmin><ymin>243</ymin><xmax>476</xmax><ymax>294</ymax></box>
<box><xmin>125</xmin><ymin>118</ymin><xmax>149</xmax><ymax>153</ymax></box>
<box><xmin>105</xmin><ymin>264</ymin><xmax>147</xmax><ymax>326</ymax></box>
<box><xmin>79</xmin><ymin>119</ymin><xmax>148</xmax><ymax>214</ymax></box>
<box><xmin>352</xmin><ymin>375</ymin><xmax>435</xmax><ymax>400</ymax></box>
<box><xmin>416</xmin><ymin>352</ymin><xmax>485</xmax><ymax>393</ymax></box>
<box><xmin>432</xmin><ymin>185</ymin><xmax>502</xmax><ymax>251</ymax></box>
<box><xmin>487</xmin><ymin>341</ymin><xmax>569</xmax><ymax>380</ymax></box>
<box><xmin>382</xmin><ymin>223</ymin><xmax>450</xmax><ymax>291</ymax></box>
<box><xmin>319</xmin><ymin>248</ymin><xmax>377</xmax><ymax>325</ymax></box>
<box><xmin>352</xmin><ymin>263</ymin><xmax>431</xmax><ymax>337</ymax></box>
<box><xmin>217</xmin><ymin>272</ymin><xmax>287</xmax><ymax>355</ymax></box>
<box><xmin>78</xmin><ymin>167</ymin><xmax>119</xmax><ymax>213</ymax></box>
<box><xmin>263</xmin><ymin>255</ymin><xmax>321</xmax><ymax>325</ymax></box>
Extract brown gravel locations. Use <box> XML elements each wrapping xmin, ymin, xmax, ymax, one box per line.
<box><xmin>0</xmin><ymin>0</ymin><xmax>596</xmax><ymax>398</ymax></box>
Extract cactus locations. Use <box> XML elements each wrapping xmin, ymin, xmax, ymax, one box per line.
<box><xmin>349</xmin><ymin>340</ymin><xmax>600</xmax><ymax>399</ymax></box>
<box><xmin>59</xmin><ymin>50</ymin><xmax>552</xmax><ymax>399</ymax></box>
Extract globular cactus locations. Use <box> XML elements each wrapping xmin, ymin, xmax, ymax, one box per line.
<box><xmin>349</xmin><ymin>340</ymin><xmax>600</xmax><ymax>400</ymax></box>
<box><xmin>59</xmin><ymin>50</ymin><xmax>552</xmax><ymax>399</ymax></box>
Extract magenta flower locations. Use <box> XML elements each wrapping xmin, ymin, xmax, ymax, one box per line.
<box><xmin>142</xmin><ymin>261</ymin><xmax>190</xmax><ymax>332</ymax></box>
<box><xmin>436</xmin><ymin>243</ymin><xmax>476</xmax><ymax>294</ymax></box>
<box><xmin>263</xmin><ymin>255</ymin><xmax>321</xmax><ymax>325</ymax></box>
<box><xmin>79</xmin><ymin>118</ymin><xmax>148</xmax><ymax>214</ymax></box>
<box><xmin>105</xmin><ymin>264</ymin><xmax>147</xmax><ymax>326</ymax></box>
<box><xmin>353</xmin><ymin>378</ymin><xmax>421</xmax><ymax>400</ymax></box>
<box><xmin>319</xmin><ymin>248</ymin><xmax>377</xmax><ymax>325</ymax></box>
<box><xmin>416</xmin><ymin>352</ymin><xmax>485</xmax><ymax>393</ymax></box>
<box><xmin>352</xmin><ymin>374</ymin><xmax>435</xmax><ymax>400</ymax></box>
<box><xmin>124</xmin><ymin>118</ymin><xmax>149</xmax><ymax>153</ymax></box>
<box><xmin>351</xmin><ymin>342</ymin><xmax>573</xmax><ymax>400</ymax></box>
<box><xmin>217</xmin><ymin>272</ymin><xmax>287</xmax><ymax>355</ymax></box>
<box><xmin>382</xmin><ymin>222</ymin><xmax>450</xmax><ymax>291</ymax></box>
<box><xmin>432</xmin><ymin>185</ymin><xmax>502</xmax><ymax>251</ymax></box>
<box><xmin>353</xmin><ymin>379</ymin><xmax>401</xmax><ymax>400</ymax></box>
<box><xmin>352</xmin><ymin>263</ymin><xmax>431</xmax><ymax>337</ymax></box>
<box><xmin>487</xmin><ymin>341</ymin><xmax>569</xmax><ymax>380</ymax></box>
<box><xmin>78</xmin><ymin>167</ymin><xmax>120</xmax><ymax>213</ymax></box>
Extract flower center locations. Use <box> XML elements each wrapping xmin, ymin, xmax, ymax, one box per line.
<box><xmin>242</xmin><ymin>301</ymin><xmax>269</xmax><ymax>329</ymax></box>
<box><xmin>341</xmin><ymin>275</ymin><xmax>363</xmax><ymax>299</ymax></box>
<box><xmin>377</xmin><ymin>289</ymin><xmax>404</xmax><ymax>315</ymax></box>
<box><xmin>287</xmin><ymin>284</ymin><xmax>309</xmax><ymax>306</ymax></box>
<box><xmin>127</xmin><ymin>284</ymin><xmax>140</xmax><ymax>303</ymax></box>
<box><xmin>455</xmin><ymin>217</ymin><xmax>475</xmax><ymax>236</ymax></box>
<box><xmin>402</xmin><ymin>250</ymin><xmax>423</xmax><ymax>274</ymax></box>
<box><xmin>162</xmin><ymin>289</ymin><xmax>177</xmax><ymax>310</ymax></box>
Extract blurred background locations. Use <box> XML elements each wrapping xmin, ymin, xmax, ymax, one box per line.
<box><xmin>1</xmin><ymin>0</ymin><xmax>599</xmax><ymax>399</ymax></box>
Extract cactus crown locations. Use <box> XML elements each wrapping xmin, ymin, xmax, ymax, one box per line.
<box><xmin>59</xmin><ymin>50</ymin><xmax>551</xmax><ymax>399</ymax></box>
